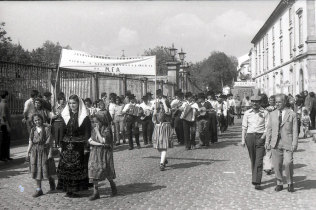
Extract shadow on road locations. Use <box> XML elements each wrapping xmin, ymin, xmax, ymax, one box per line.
<box><xmin>260</xmin><ymin>175</ymin><xmax>316</xmax><ymax>191</ymax></box>
<box><xmin>0</xmin><ymin>168</ymin><xmax>29</xmax><ymax>179</ymax></box>
<box><xmin>169</xmin><ymin>161</ymin><xmax>214</xmax><ymax>170</ymax></box>
<box><xmin>143</xmin><ymin>156</ymin><xmax>228</xmax><ymax>162</ymax></box>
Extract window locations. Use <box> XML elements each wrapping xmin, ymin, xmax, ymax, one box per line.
<box><xmin>266</xmin><ymin>48</ymin><xmax>269</xmax><ymax>69</ymax></box>
<box><xmin>273</xmin><ymin>44</ymin><xmax>275</xmax><ymax>66</ymax></box>
<box><xmin>280</xmin><ymin>18</ymin><xmax>282</xmax><ymax>35</ymax></box>
<box><xmin>266</xmin><ymin>33</ymin><xmax>269</xmax><ymax>47</ymax></box>
<box><xmin>299</xmin><ymin>14</ymin><xmax>303</xmax><ymax>45</ymax></box>
<box><xmin>289</xmin><ymin>32</ymin><xmax>293</xmax><ymax>57</ymax></box>
<box><xmin>280</xmin><ymin>39</ymin><xmax>283</xmax><ymax>63</ymax></box>
<box><xmin>272</xmin><ymin>26</ymin><xmax>275</xmax><ymax>41</ymax></box>
<box><xmin>297</xmin><ymin>8</ymin><xmax>303</xmax><ymax>46</ymax></box>
<box><xmin>263</xmin><ymin>51</ymin><xmax>265</xmax><ymax>71</ymax></box>
<box><xmin>289</xmin><ymin>7</ymin><xmax>292</xmax><ymax>25</ymax></box>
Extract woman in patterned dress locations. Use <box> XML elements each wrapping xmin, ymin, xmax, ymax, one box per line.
<box><xmin>152</xmin><ymin>97</ymin><xmax>173</xmax><ymax>171</ymax></box>
<box><xmin>57</xmin><ymin>95</ymin><xmax>91</xmax><ymax>197</ymax></box>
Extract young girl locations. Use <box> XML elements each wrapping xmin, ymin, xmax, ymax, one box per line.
<box><xmin>152</xmin><ymin>96</ymin><xmax>173</xmax><ymax>171</ymax></box>
<box><xmin>88</xmin><ymin>114</ymin><xmax>117</xmax><ymax>201</ymax></box>
<box><xmin>27</xmin><ymin>114</ymin><xmax>56</xmax><ymax>197</ymax></box>
<box><xmin>301</xmin><ymin>108</ymin><xmax>311</xmax><ymax>138</ymax></box>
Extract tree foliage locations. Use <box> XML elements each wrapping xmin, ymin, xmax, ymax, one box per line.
<box><xmin>143</xmin><ymin>46</ymin><xmax>174</xmax><ymax>76</ymax></box>
<box><xmin>190</xmin><ymin>52</ymin><xmax>238</xmax><ymax>93</ymax></box>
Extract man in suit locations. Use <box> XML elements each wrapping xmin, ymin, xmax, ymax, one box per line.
<box><xmin>266</xmin><ymin>94</ymin><xmax>298</xmax><ymax>192</ymax></box>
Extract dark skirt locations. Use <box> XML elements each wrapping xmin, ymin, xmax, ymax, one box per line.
<box><xmin>57</xmin><ymin>138</ymin><xmax>88</xmax><ymax>192</ymax></box>
<box><xmin>88</xmin><ymin>145</ymin><xmax>116</xmax><ymax>182</ymax></box>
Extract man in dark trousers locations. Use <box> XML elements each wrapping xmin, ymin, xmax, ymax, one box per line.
<box><xmin>241</xmin><ymin>95</ymin><xmax>269</xmax><ymax>190</ymax></box>
<box><xmin>171</xmin><ymin>91</ymin><xmax>184</xmax><ymax>145</ymax></box>
<box><xmin>196</xmin><ymin>93</ymin><xmax>212</xmax><ymax>147</ymax></box>
<box><xmin>0</xmin><ymin>90</ymin><xmax>12</xmax><ymax>161</ymax></box>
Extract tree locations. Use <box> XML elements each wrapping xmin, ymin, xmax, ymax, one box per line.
<box><xmin>143</xmin><ymin>46</ymin><xmax>174</xmax><ymax>76</ymax></box>
<box><xmin>190</xmin><ymin>51</ymin><xmax>238</xmax><ymax>93</ymax></box>
<box><xmin>30</xmin><ymin>41</ymin><xmax>71</xmax><ymax>66</ymax></box>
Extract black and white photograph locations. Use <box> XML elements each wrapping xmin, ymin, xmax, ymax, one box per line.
<box><xmin>0</xmin><ymin>0</ymin><xmax>316</xmax><ymax>209</ymax></box>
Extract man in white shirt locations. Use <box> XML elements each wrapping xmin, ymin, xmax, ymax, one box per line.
<box><xmin>171</xmin><ymin>91</ymin><xmax>184</xmax><ymax>145</ymax></box>
<box><xmin>139</xmin><ymin>95</ymin><xmax>154</xmax><ymax>145</ymax></box>
<box><xmin>228</xmin><ymin>94</ymin><xmax>236</xmax><ymax>126</ymax></box>
<box><xmin>241</xmin><ymin>95</ymin><xmax>269</xmax><ymax>190</ymax></box>
<box><xmin>206</xmin><ymin>91</ymin><xmax>218</xmax><ymax>143</ymax></box>
<box><xmin>180</xmin><ymin>92</ymin><xmax>197</xmax><ymax>150</ymax></box>
<box><xmin>122</xmin><ymin>94</ymin><xmax>140</xmax><ymax>150</ymax></box>
<box><xmin>217</xmin><ymin>95</ymin><xmax>228</xmax><ymax>133</ymax></box>
<box><xmin>22</xmin><ymin>90</ymin><xmax>39</xmax><ymax>134</ymax></box>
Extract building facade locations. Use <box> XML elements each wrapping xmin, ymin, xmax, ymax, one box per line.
<box><xmin>250</xmin><ymin>0</ymin><xmax>316</xmax><ymax>96</ymax></box>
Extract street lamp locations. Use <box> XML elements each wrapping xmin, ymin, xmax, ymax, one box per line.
<box><xmin>178</xmin><ymin>48</ymin><xmax>186</xmax><ymax>64</ymax></box>
<box><xmin>169</xmin><ymin>43</ymin><xmax>178</xmax><ymax>61</ymax></box>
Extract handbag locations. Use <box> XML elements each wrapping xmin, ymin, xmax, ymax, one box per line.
<box><xmin>263</xmin><ymin>149</ymin><xmax>273</xmax><ymax>171</ymax></box>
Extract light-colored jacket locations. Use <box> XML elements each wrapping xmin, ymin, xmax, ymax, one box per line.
<box><xmin>266</xmin><ymin>108</ymin><xmax>298</xmax><ymax>151</ymax></box>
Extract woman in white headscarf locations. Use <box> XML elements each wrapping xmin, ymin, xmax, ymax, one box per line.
<box><xmin>56</xmin><ymin>95</ymin><xmax>91</xmax><ymax>197</ymax></box>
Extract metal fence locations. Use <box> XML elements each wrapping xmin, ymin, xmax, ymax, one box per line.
<box><xmin>0</xmin><ymin>61</ymin><xmax>54</xmax><ymax>114</ymax></box>
<box><xmin>0</xmin><ymin>61</ymin><xmax>181</xmax><ymax>114</ymax></box>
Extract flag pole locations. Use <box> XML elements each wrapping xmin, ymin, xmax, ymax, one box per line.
<box><xmin>54</xmin><ymin>48</ymin><xmax>63</xmax><ymax>108</ymax></box>
<box><xmin>154</xmin><ymin>56</ymin><xmax>157</xmax><ymax>111</ymax></box>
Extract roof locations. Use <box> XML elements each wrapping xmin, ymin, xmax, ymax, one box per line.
<box><xmin>251</xmin><ymin>0</ymin><xmax>292</xmax><ymax>44</ymax></box>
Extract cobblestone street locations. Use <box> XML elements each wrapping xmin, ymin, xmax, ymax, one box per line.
<box><xmin>1</xmin><ymin>119</ymin><xmax>316</xmax><ymax>210</ymax></box>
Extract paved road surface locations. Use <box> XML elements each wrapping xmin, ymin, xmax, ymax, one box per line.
<box><xmin>0</xmin><ymin>119</ymin><xmax>315</xmax><ymax>209</ymax></box>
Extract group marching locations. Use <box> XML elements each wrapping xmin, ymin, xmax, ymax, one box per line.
<box><xmin>11</xmin><ymin>88</ymin><xmax>240</xmax><ymax>200</ymax></box>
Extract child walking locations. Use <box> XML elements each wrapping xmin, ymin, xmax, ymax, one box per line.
<box><xmin>88</xmin><ymin>114</ymin><xmax>117</xmax><ymax>201</ymax></box>
<box><xmin>27</xmin><ymin>114</ymin><xmax>56</xmax><ymax>197</ymax></box>
<box><xmin>301</xmin><ymin>108</ymin><xmax>311</xmax><ymax>138</ymax></box>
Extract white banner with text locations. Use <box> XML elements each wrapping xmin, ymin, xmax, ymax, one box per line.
<box><xmin>59</xmin><ymin>49</ymin><xmax>156</xmax><ymax>76</ymax></box>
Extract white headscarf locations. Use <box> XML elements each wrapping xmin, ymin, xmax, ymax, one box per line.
<box><xmin>61</xmin><ymin>96</ymin><xmax>88</xmax><ymax>127</ymax></box>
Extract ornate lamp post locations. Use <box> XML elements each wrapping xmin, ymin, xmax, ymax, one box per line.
<box><xmin>169</xmin><ymin>43</ymin><xmax>178</xmax><ymax>61</ymax></box>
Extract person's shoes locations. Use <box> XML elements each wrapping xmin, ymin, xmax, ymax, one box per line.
<box><xmin>110</xmin><ymin>182</ymin><xmax>118</xmax><ymax>196</ymax></box>
<box><xmin>115</xmin><ymin>142</ymin><xmax>120</xmax><ymax>146</ymax></box>
<box><xmin>32</xmin><ymin>189</ymin><xmax>43</xmax><ymax>198</ymax></box>
<box><xmin>190</xmin><ymin>145</ymin><xmax>196</xmax><ymax>150</ymax></box>
<box><xmin>185</xmin><ymin>147</ymin><xmax>191</xmax><ymax>150</ymax></box>
<box><xmin>89</xmin><ymin>192</ymin><xmax>100</xmax><ymax>201</ymax></box>
<box><xmin>288</xmin><ymin>184</ymin><xmax>294</xmax><ymax>192</ymax></box>
<box><xmin>7</xmin><ymin>157</ymin><xmax>13</xmax><ymax>161</ymax></box>
<box><xmin>275</xmin><ymin>185</ymin><xmax>283</xmax><ymax>192</ymax></box>
<box><xmin>254</xmin><ymin>185</ymin><xmax>262</xmax><ymax>190</ymax></box>
<box><xmin>144</xmin><ymin>142</ymin><xmax>148</xmax><ymax>146</ymax></box>
<box><xmin>128</xmin><ymin>147</ymin><xmax>133</xmax><ymax>150</ymax></box>
<box><xmin>160</xmin><ymin>163</ymin><xmax>165</xmax><ymax>171</ymax></box>
<box><xmin>164</xmin><ymin>159</ymin><xmax>168</xmax><ymax>165</ymax></box>
<box><xmin>137</xmin><ymin>145</ymin><xmax>141</xmax><ymax>149</ymax></box>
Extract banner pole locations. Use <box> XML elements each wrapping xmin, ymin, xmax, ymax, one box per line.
<box><xmin>54</xmin><ymin>48</ymin><xmax>63</xmax><ymax>108</ymax></box>
<box><xmin>154</xmin><ymin>56</ymin><xmax>157</xmax><ymax>111</ymax></box>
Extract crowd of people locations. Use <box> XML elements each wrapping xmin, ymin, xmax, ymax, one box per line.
<box><xmin>1</xmin><ymin>88</ymin><xmax>315</xmax><ymax>199</ymax></box>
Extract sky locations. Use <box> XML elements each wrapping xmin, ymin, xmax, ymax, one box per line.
<box><xmin>0</xmin><ymin>1</ymin><xmax>280</xmax><ymax>63</ymax></box>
